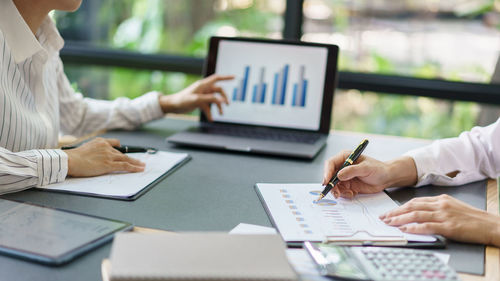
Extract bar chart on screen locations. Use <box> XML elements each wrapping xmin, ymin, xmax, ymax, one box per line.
<box><xmin>213</xmin><ymin>40</ymin><xmax>327</xmax><ymax>130</ymax></box>
<box><xmin>232</xmin><ymin>64</ymin><xmax>309</xmax><ymax>108</ymax></box>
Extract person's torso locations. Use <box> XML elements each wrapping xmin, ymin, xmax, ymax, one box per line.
<box><xmin>0</xmin><ymin>30</ymin><xmax>61</xmax><ymax>152</ymax></box>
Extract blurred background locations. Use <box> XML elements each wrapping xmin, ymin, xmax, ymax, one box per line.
<box><xmin>53</xmin><ymin>0</ymin><xmax>500</xmax><ymax>139</ymax></box>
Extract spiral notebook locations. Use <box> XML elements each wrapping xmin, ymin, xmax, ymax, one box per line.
<box><xmin>106</xmin><ymin>232</ymin><xmax>298</xmax><ymax>281</ymax></box>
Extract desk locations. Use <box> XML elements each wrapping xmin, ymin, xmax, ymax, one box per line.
<box><xmin>1</xmin><ymin>117</ymin><xmax>498</xmax><ymax>281</ymax></box>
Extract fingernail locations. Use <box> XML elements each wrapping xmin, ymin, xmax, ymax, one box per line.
<box><xmin>379</xmin><ymin>214</ymin><xmax>386</xmax><ymax>219</ymax></box>
<box><xmin>383</xmin><ymin>218</ymin><xmax>391</xmax><ymax>224</ymax></box>
<box><xmin>399</xmin><ymin>226</ymin><xmax>407</xmax><ymax>231</ymax></box>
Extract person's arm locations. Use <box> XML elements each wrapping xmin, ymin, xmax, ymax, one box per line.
<box><xmin>0</xmin><ymin>146</ymin><xmax>67</xmax><ymax>194</ymax></box>
<box><xmin>56</xmin><ymin>57</ymin><xmax>233</xmax><ymax>137</ymax></box>
<box><xmin>404</xmin><ymin>118</ymin><xmax>500</xmax><ymax>186</ymax></box>
<box><xmin>56</xmin><ymin>58</ymin><xmax>165</xmax><ymax>137</ymax></box>
<box><xmin>0</xmin><ymin>138</ymin><xmax>146</xmax><ymax>194</ymax></box>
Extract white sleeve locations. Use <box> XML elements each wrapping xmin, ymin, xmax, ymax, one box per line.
<box><xmin>0</xmin><ymin>147</ymin><xmax>68</xmax><ymax>194</ymax></box>
<box><xmin>404</xmin><ymin>118</ymin><xmax>500</xmax><ymax>186</ymax></box>
<box><xmin>56</xmin><ymin>58</ymin><xmax>164</xmax><ymax>137</ymax></box>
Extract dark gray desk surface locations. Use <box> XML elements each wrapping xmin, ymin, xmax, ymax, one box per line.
<box><xmin>0</xmin><ymin>118</ymin><xmax>486</xmax><ymax>280</ymax></box>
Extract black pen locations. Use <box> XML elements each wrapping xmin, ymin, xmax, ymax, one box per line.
<box><xmin>62</xmin><ymin>145</ymin><xmax>158</xmax><ymax>154</ymax></box>
<box><xmin>316</xmin><ymin>139</ymin><xmax>369</xmax><ymax>201</ymax></box>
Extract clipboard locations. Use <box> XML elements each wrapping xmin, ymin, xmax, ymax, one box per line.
<box><xmin>255</xmin><ymin>183</ymin><xmax>446</xmax><ymax>249</ymax></box>
<box><xmin>37</xmin><ymin>152</ymin><xmax>191</xmax><ymax>201</ymax></box>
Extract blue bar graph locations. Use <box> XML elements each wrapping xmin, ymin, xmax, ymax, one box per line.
<box><xmin>280</xmin><ymin>65</ymin><xmax>289</xmax><ymax>105</ymax></box>
<box><xmin>232</xmin><ymin>64</ymin><xmax>307</xmax><ymax>107</ymax></box>
<box><xmin>241</xmin><ymin>66</ymin><xmax>249</xmax><ymax>101</ymax></box>
<box><xmin>292</xmin><ymin>65</ymin><xmax>308</xmax><ymax>107</ymax></box>
<box><xmin>300</xmin><ymin>80</ymin><xmax>308</xmax><ymax>107</ymax></box>
<box><xmin>261</xmin><ymin>84</ymin><xmax>267</xmax><ymax>103</ymax></box>
<box><xmin>251</xmin><ymin>67</ymin><xmax>267</xmax><ymax>104</ymax></box>
<box><xmin>232</xmin><ymin>65</ymin><xmax>250</xmax><ymax>102</ymax></box>
<box><xmin>272</xmin><ymin>64</ymin><xmax>289</xmax><ymax>105</ymax></box>
<box><xmin>272</xmin><ymin>73</ymin><xmax>279</xmax><ymax>104</ymax></box>
<box><xmin>292</xmin><ymin>84</ymin><xmax>298</xmax><ymax>107</ymax></box>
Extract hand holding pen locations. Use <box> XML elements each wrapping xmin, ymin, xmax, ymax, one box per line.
<box><xmin>317</xmin><ymin>139</ymin><xmax>369</xmax><ymax>201</ymax></box>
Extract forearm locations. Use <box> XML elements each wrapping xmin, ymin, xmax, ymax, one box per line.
<box><xmin>0</xmin><ymin>147</ymin><xmax>67</xmax><ymax>193</ymax></box>
<box><xmin>385</xmin><ymin>156</ymin><xmax>418</xmax><ymax>188</ymax></box>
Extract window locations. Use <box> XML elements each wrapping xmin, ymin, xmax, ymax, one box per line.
<box><xmin>54</xmin><ymin>0</ymin><xmax>285</xmax><ymax>57</ymax></box>
<box><xmin>302</xmin><ymin>0</ymin><xmax>500</xmax><ymax>138</ymax></box>
<box><xmin>54</xmin><ymin>0</ymin><xmax>500</xmax><ymax>139</ymax></box>
<box><xmin>302</xmin><ymin>0</ymin><xmax>500</xmax><ymax>82</ymax></box>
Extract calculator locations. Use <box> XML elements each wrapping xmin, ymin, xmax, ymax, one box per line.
<box><xmin>304</xmin><ymin>242</ymin><xmax>460</xmax><ymax>281</ymax></box>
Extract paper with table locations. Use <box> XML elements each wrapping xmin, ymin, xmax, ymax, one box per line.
<box><xmin>41</xmin><ymin>151</ymin><xmax>189</xmax><ymax>200</ymax></box>
<box><xmin>255</xmin><ymin>183</ymin><xmax>436</xmax><ymax>245</ymax></box>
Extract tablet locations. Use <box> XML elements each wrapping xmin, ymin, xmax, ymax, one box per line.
<box><xmin>0</xmin><ymin>199</ymin><xmax>132</xmax><ymax>265</ymax></box>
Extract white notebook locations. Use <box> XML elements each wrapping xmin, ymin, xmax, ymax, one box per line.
<box><xmin>108</xmin><ymin>232</ymin><xmax>298</xmax><ymax>281</ymax></box>
<box><xmin>39</xmin><ymin>151</ymin><xmax>189</xmax><ymax>200</ymax></box>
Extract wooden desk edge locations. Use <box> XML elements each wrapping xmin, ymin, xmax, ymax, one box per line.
<box><xmin>458</xmin><ymin>178</ymin><xmax>499</xmax><ymax>281</ymax></box>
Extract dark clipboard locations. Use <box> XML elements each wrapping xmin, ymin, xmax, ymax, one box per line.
<box><xmin>254</xmin><ymin>184</ymin><xmax>446</xmax><ymax>249</ymax></box>
<box><xmin>0</xmin><ymin>198</ymin><xmax>133</xmax><ymax>265</ymax></box>
<box><xmin>36</xmin><ymin>154</ymin><xmax>191</xmax><ymax>201</ymax></box>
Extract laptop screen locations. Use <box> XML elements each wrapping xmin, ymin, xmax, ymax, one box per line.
<box><xmin>207</xmin><ymin>38</ymin><xmax>335</xmax><ymax>132</ymax></box>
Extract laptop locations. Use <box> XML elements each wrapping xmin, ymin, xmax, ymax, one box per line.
<box><xmin>167</xmin><ymin>37</ymin><xmax>339</xmax><ymax>159</ymax></box>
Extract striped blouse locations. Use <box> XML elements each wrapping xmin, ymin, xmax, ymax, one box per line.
<box><xmin>0</xmin><ymin>1</ymin><xmax>164</xmax><ymax>194</ymax></box>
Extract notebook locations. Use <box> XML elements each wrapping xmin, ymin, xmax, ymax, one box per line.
<box><xmin>107</xmin><ymin>232</ymin><xmax>298</xmax><ymax>281</ymax></box>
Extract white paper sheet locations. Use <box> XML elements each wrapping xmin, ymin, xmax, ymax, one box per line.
<box><xmin>229</xmin><ymin>223</ymin><xmax>277</xmax><ymax>235</ymax></box>
<box><xmin>42</xmin><ymin>151</ymin><xmax>189</xmax><ymax>198</ymax></box>
<box><xmin>256</xmin><ymin>183</ymin><xmax>436</xmax><ymax>243</ymax></box>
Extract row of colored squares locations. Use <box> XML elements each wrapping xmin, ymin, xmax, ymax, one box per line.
<box><xmin>280</xmin><ymin>189</ymin><xmax>313</xmax><ymax>234</ymax></box>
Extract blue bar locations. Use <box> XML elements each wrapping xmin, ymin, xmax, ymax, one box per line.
<box><xmin>301</xmin><ymin>80</ymin><xmax>308</xmax><ymax>107</ymax></box>
<box><xmin>241</xmin><ymin>66</ymin><xmax>250</xmax><ymax>101</ymax></box>
<box><xmin>272</xmin><ymin>73</ymin><xmax>279</xmax><ymax>104</ymax></box>
<box><xmin>252</xmin><ymin>85</ymin><xmax>258</xmax><ymax>103</ymax></box>
<box><xmin>261</xmin><ymin>83</ymin><xmax>267</xmax><ymax>103</ymax></box>
<box><xmin>280</xmin><ymin>64</ymin><xmax>289</xmax><ymax>105</ymax></box>
<box><xmin>292</xmin><ymin>83</ymin><xmax>298</xmax><ymax>106</ymax></box>
<box><xmin>232</xmin><ymin>88</ymin><xmax>238</xmax><ymax>101</ymax></box>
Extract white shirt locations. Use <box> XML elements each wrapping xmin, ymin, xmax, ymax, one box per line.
<box><xmin>406</xmin><ymin>117</ymin><xmax>500</xmax><ymax>186</ymax></box>
<box><xmin>0</xmin><ymin>0</ymin><xmax>164</xmax><ymax>194</ymax></box>
<box><xmin>405</xmin><ymin>57</ymin><xmax>500</xmax><ymax>187</ymax></box>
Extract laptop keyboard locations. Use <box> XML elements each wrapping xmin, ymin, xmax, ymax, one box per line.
<box><xmin>200</xmin><ymin>125</ymin><xmax>322</xmax><ymax>144</ymax></box>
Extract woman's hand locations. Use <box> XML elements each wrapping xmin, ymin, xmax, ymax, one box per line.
<box><xmin>64</xmin><ymin>138</ymin><xmax>145</xmax><ymax>177</ymax></box>
<box><xmin>159</xmin><ymin>74</ymin><xmax>234</xmax><ymax>121</ymax></box>
<box><xmin>322</xmin><ymin>152</ymin><xmax>418</xmax><ymax>198</ymax></box>
<box><xmin>380</xmin><ymin>194</ymin><xmax>500</xmax><ymax>247</ymax></box>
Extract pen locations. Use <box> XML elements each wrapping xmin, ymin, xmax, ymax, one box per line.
<box><xmin>62</xmin><ymin>145</ymin><xmax>158</xmax><ymax>154</ymax></box>
<box><xmin>316</xmin><ymin>139</ymin><xmax>369</xmax><ymax>202</ymax></box>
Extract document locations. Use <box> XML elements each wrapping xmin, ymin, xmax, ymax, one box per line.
<box><xmin>229</xmin><ymin>223</ymin><xmax>277</xmax><ymax>235</ymax></box>
<box><xmin>255</xmin><ymin>183</ymin><xmax>435</xmax><ymax>243</ymax></box>
<box><xmin>42</xmin><ymin>151</ymin><xmax>189</xmax><ymax>199</ymax></box>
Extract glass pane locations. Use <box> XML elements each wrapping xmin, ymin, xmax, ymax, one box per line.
<box><xmin>64</xmin><ymin>64</ymin><xmax>201</xmax><ymax>102</ymax></box>
<box><xmin>53</xmin><ymin>0</ymin><xmax>285</xmax><ymax>57</ymax></box>
<box><xmin>331</xmin><ymin>90</ymin><xmax>500</xmax><ymax>139</ymax></box>
<box><xmin>302</xmin><ymin>0</ymin><xmax>500</xmax><ymax>83</ymax></box>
